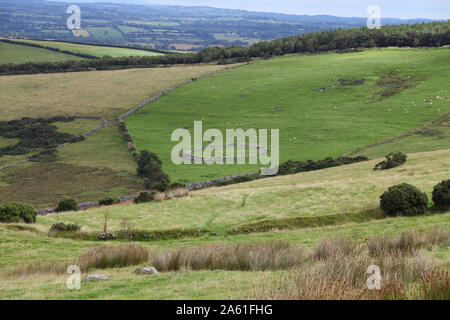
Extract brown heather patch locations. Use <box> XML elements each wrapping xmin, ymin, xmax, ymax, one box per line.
<box><xmin>0</xmin><ymin>162</ymin><xmax>141</xmax><ymax>207</ymax></box>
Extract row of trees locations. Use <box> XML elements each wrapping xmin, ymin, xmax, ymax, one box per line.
<box><xmin>0</xmin><ymin>21</ymin><xmax>448</xmax><ymax>75</ymax></box>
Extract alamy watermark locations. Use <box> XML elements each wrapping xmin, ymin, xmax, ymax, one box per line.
<box><xmin>66</xmin><ymin>5</ymin><xmax>89</xmax><ymax>37</ymax></box>
<box><xmin>171</xmin><ymin>121</ymin><xmax>280</xmax><ymax>176</ymax></box>
<box><xmin>367</xmin><ymin>5</ymin><xmax>382</xmax><ymax>29</ymax></box>
<box><xmin>366</xmin><ymin>264</ymin><xmax>382</xmax><ymax>290</ymax></box>
<box><xmin>66</xmin><ymin>5</ymin><xmax>81</xmax><ymax>31</ymax></box>
<box><xmin>66</xmin><ymin>265</ymin><xmax>81</xmax><ymax>290</ymax></box>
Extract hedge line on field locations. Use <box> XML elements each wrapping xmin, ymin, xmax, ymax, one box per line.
<box><xmin>0</xmin><ymin>21</ymin><xmax>448</xmax><ymax>75</ymax></box>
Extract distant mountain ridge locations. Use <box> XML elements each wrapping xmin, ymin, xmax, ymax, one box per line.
<box><xmin>48</xmin><ymin>0</ymin><xmax>436</xmax><ymax>22</ymax></box>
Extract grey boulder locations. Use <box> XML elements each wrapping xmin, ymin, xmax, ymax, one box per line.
<box><xmin>136</xmin><ymin>267</ymin><xmax>159</xmax><ymax>275</ymax></box>
<box><xmin>82</xmin><ymin>274</ymin><xmax>110</xmax><ymax>282</ymax></box>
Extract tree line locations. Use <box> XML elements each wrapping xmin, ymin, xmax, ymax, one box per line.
<box><xmin>0</xmin><ymin>21</ymin><xmax>448</xmax><ymax>75</ymax></box>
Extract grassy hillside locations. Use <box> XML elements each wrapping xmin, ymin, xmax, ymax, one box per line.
<box><xmin>0</xmin><ymin>64</ymin><xmax>232</xmax><ymax>207</ymax></box>
<box><xmin>0</xmin><ymin>149</ymin><xmax>448</xmax><ymax>299</ymax></box>
<box><xmin>13</xmin><ymin>39</ymin><xmax>164</xmax><ymax>58</ymax></box>
<box><xmin>125</xmin><ymin>48</ymin><xmax>450</xmax><ymax>184</ymax></box>
<box><xmin>352</xmin><ymin>111</ymin><xmax>450</xmax><ymax>159</ymax></box>
<box><xmin>0</xmin><ymin>41</ymin><xmax>86</xmax><ymax>64</ymax></box>
<box><xmin>34</xmin><ymin>149</ymin><xmax>450</xmax><ymax>234</ymax></box>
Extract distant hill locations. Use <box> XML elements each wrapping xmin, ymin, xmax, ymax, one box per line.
<box><xmin>0</xmin><ymin>0</ymin><xmax>437</xmax><ymax>50</ymax></box>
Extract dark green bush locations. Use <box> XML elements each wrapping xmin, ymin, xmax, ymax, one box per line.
<box><xmin>278</xmin><ymin>156</ymin><xmax>368</xmax><ymax>175</ymax></box>
<box><xmin>98</xmin><ymin>197</ymin><xmax>120</xmax><ymax>206</ymax></box>
<box><xmin>134</xmin><ymin>191</ymin><xmax>156</xmax><ymax>204</ymax></box>
<box><xmin>168</xmin><ymin>182</ymin><xmax>186</xmax><ymax>190</ymax></box>
<box><xmin>150</xmin><ymin>180</ymin><xmax>170</xmax><ymax>192</ymax></box>
<box><xmin>50</xmin><ymin>222</ymin><xmax>81</xmax><ymax>232</ymax></box>
<box><xmin>380</xmin><ymin>183</ymin><xmax>429</xmax><ymax>216</ymax></box>
<box><xmin>55</xmin><ymin>198</ymin><xmax>79</xmax><ymax>213</ymax></box>
<box><xmin>136</xmin><ymin>150</ymin><xmax>170</xmax><ymax>185</ymax></box>
<box><xmin>374</xmin><ymin>152</ymin><xmax>407</xmax><ymax>170</ymax></box>
<box><xmin>0</xmin><ymin>203</ymin><xmax>36</xmax><ymax>223</ymax></box>
<box><xmin>432</xmin><ymin>180</ymin><xmax>450</xmax><ymax>210</ymax></box>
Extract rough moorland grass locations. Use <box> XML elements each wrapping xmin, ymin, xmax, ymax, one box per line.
<box><xmin>1</xmin><ymin>228</ymin><xmax>447</xmax><ymax>300</ymax></box>
<box><xmin>125</xmin><ymin>48</ymin><xmax>450</xmax><ymax>183</ymax></box>
<box><xmin>150</xmin><ymin>241</ymin><xmax>305</xmax><ymax>272</ymax></box>
<box><xmin>256</xmin><ymin>230</ymin><xmax>450</xmax><ymax>300</ymax></box>
<box><xmin>0</xmin><ymin>163</ymin><xmax>142</xmax><ymax>207</ymax></box>
<box><xmin>0</xmin><ymin>42</ymin><xmax>86</xmax><ymax>64</ymax></box>
<box><xmin>0</xmin><ymin>65</ymin><xmax>230</xmax><ymax>121</ymax></box>
<box><xmin>14</xmin><ymin>39</ymin><xmax>164</xmax><ymax>58</ymax></box>
<box><xmin>34</xmin><ymin>149</ymin><xmax>450</xmax><ymax>233</ymax></box>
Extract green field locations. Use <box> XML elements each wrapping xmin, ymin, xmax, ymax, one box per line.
<box><xmin>0</xmin><ymin>148</ymin><xmax>448</xmax><ymax>299</ymax></box>
<box><xmin>0</xmin><ymin>41</ymin><xmax>86</xmax><ymax>64</ymax></box>
<box><xmin>11</xmin><ymin>39</ymin><xmax>164</xmax><ymax>58</ymax></box>
<box><xmin>0</xmin><ymin>64</ymin><xmax>233</xmax><ymax>207</ymax></box>
<box><xmin>125</xmin><ymin>48</ymin><xmax>450</xmax><ymax>184</ymax></box>
<box><xmin>0</xmin><ymin>47</ymin><xmax>449</xmax><ymax>299</ymax></box>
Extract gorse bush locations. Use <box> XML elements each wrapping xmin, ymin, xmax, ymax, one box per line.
<box><xmin>55</xmin><ymin>198</ymin><xmax>79</xmax><ymax>213</ymax></box>
<box><xmin>380</xmin><ymin>183</ymin><xmax>429</xmax><ymax>216</ymax></box>
<box><xmin>49</xmin><ymin>222</ymin><xmax>81</xmax><ymax>232</ymax></box>
<box><xmin>168</xmin><ymin>182</ymin><xmax>186</xmax><ymax>190</ymax></box>
<box><xmin>432</xmin><ymin>180</ymin><xmax>450</xmax><ymax>210</ymax></box>
<box><xmin>278</xmin><ymin>156</ymin><xmax>368</xmax><ymax>175</ymax></box>
<box><xmin>374</xmin><ymin>152</ymin><xmax>407</xmax><ymax>170</ymax></box>
<box><xmin>150</xmin><ymin>179</ymin><xmax>170</xmax><ymax>192</ymax></box>
<box><xmin>98</xmin><ymin>197</ymin><xmax>120</xmax><ymax>206</ymax></box>
<box><xmin>0</xmin><ymin>203</ymin><xmax>36</xmax><ymax>223</ymax></box>
<box><xmin>136</xmin><ymin>150</ymin><xmax>170</xmax><ymax>186</ymax></box>
<box><xmin>134</xmin><ymin>191</ymin><xmax>156</xmax><ymax>204</ymax></box>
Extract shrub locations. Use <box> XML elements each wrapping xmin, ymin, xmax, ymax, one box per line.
<box><xmin>374</xmin><ymin>152</ymin><xmax>407</xmax><ymax>170</ymax></box>
<box><xmin>0</xmin><ymin>203</ymin><xmax>36</xmax><ymax>223</ymax></box>
<box><xmin>380</xmin><ymin>183</ymin><xmax>428</xmax><ymax>216</ymax></box>
<box><xmin>150</xmin><ymin>179</ymin><xmax>170</xmax><ymax>192</ymax></box>
<box><xmin>50</xmin><ymin>222</ymin><xmax>81</xmax><ymax>232</ymax></box>
<box><xmin>136</xmin><ymin>150</ymin><xmax>169</xmax><ymax>185</ymax></box>
<box><xmin>55</xmin><ymin>198</ymin><xmax>79</xmax><ymax>213</ymax></box>
<box><xmin>98</xmin><ymin>197</ymin><xmax>120</xmax><ymax>206</ymax></box>
<box><xmin>432</xmin><ymin>180</ymin><xmax>450</xmax><ymax>210</ymax></box>
<box><xmin>78</xmin><ymin>244</ymin><xmax>149</xmax><ymax>269</ymax></box>
<box><xmin>134</xmin><ymin>191</ymin><xmax>156</xmax><ymax>204</ymax></box>
<box><xmin>168</xmin><ymin>182</ymin><xmax>185</xmax><ymax>190</ymax></box>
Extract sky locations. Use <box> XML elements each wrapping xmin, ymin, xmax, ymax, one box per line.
<box><xmin>133</xmin><ymin>0</ymin><xmax>449</xmax><ymax>19</ymax></box>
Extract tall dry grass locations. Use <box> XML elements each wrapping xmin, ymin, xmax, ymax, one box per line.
<box><xmin>78</xmin><ymin>244</ymin><xmax>149</xmax><ymax>269</ymax></box>
<box><xmin>3</xmin><ymin>243</ymin><xmax>149</xmax><ymax>278</ymax></box>
<box><xmin>367</xmin><ymin>229</ymin><xmax>450</xmax><ymax>257</ymax></box>
<box><xmin>254</xmin><ymin>230</ymin><xmax>450</xmax><ymax>300</ymax></box>
<box><xmin>151</xmin><ymin>241</ymin><xmax>305</xmax><ymax>272</ymax></box>
<box><xmin>154</xmin><ymin>188</ymin><xmax>189</xmax><ymax>202</ymax></box>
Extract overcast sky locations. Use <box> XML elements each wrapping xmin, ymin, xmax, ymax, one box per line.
<box><xmin>137</xmin><ymin>0</ymin><xmax>449</xmax><ymax>19</ymax></box>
